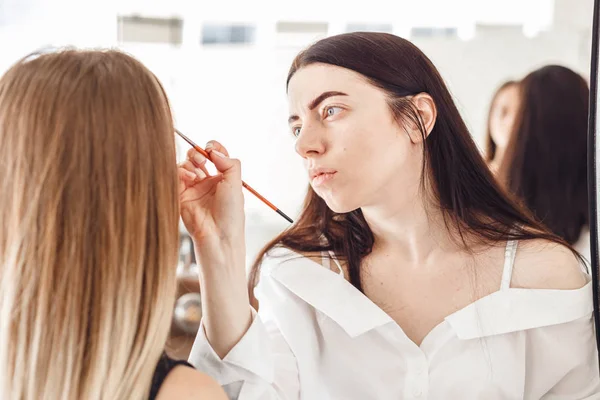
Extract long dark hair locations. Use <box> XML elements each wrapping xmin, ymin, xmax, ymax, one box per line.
<box><xmin>499</xmin><ymin>65</ymin><xmax>589</xmax><ymax>245</ymax></box>
<box><xmin>249</xmin><ymin>32</ymin><xmax>568</xmax><ymax>304</ymax></box>
<box><xmin>485</xmin><ymin>80</ymin><xmax>518</xmax><ymax>162</ymax></box>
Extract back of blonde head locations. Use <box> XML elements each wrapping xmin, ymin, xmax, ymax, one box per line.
<box><xmin>0</xmin><ymin>50</ymin><xmax>180</xmax><ymax>399</ymax></box>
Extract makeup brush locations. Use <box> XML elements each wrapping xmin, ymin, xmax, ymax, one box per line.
<box><xmin>176</xmin><ymin>129</ymin><xmax>294</xmax><ymax>224</ymax></box>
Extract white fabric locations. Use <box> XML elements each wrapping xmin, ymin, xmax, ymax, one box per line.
<box><xmin>189</xmin><ymin>244</ymin><xmax>600</xmax><ymax>400</ymax></box>
<box><xmin>500</xmin><ymin>240</ymin><xmax>518</xmax><ymax>290</ymax></box>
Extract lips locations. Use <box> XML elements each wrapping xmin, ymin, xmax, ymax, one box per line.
<box><xmin>312</xmin><ymin>173</ymin><xmax>336</xmax><ymax>186</ymax></box>
<box><xmin>309</xmin><ymin>168</ymin><xmax>337</xmax><ymax>186</ymax></box>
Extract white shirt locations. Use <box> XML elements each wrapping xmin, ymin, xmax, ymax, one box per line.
<box><xmin>189</xmin><ymin>241</ymin><xmax>600</xmax><ymax>399</ymax></box>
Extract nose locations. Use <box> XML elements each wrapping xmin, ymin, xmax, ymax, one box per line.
<box><xmin>295</xmin><ymin>122</ymin><xmax>326</xmax><ymax>158</ymax></box>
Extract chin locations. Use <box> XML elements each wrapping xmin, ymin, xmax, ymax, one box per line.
<box><xmin>320</xmin><ymin>194</ymin><xmax>360</xmax><ymax>214</ymax></box>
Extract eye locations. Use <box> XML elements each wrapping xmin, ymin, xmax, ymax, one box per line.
<box><xmin>324</xmin><ymin>106</ymin><xmax>343</xmax><ymax>118</ymax></box>
<box><xmin>292</xmin><ymin>127</ymin><xmax>302</xmax><ymax>137</ymax></box>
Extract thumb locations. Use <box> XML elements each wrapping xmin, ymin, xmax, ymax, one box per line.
<box><xmin>208</xmin><ymin>149</ymin><xmax>242</xmax><ymax>182</ymax></box>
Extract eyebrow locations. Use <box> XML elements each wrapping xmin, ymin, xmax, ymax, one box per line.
<box><xmin>288</xmin><ymin>91</ymin><xmax>348</xmax><ymax>124</ymax></box>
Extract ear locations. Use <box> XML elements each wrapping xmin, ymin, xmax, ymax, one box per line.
<box><xmin>406</xmin><ymin>93</ymin><xmax>437</xmax><ymax>144</ymax></box>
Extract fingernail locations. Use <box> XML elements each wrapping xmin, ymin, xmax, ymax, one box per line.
<box><xmin>205</xmin><ymin>142</ymin><xmax>213</xmax><ymax>150</ymax></box>
<box><xmin>194</xmin><ymin>154</ymin><xmax>206</xmax><ymax>165</ymax></box>
<box><xmin>195</xmin><ymin>168</ymin><xmax>204</xmax><ymax>177</ymax></box>
<box><xmin>212</xmin><ymin>150</ymin><xmax>226</xmax><ymax>158</ymax></box>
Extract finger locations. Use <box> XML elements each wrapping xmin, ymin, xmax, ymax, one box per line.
<box><xmin>197</xmin><ymin>161</ymin><xmax>211</xmax><ymax>177</ymax></box>
<box><xmin>183</xmin><ymin>158</ymin><xmax>211</xmax><ymax>177</ymax></box>
<box><xmin>205</xmin><ymin>140</ymin><xmax>230</xmax><ymax>158</ymax></box>
<box><xmin>180</xmin><ymin>161</ymin><xmax>209</xmax><ymax>181</ymax></box>
<box><xmin>193</xmin><ymin>168</ymin><xmax>207</xmax><ymax>181</ymax></box>
<box><xmin>179</xmin><ymin>167</ymin><xmax>197</xmax><ymax>181</ymax></box>
<box><xmin>180</xmin><ymin>160</ymin><xmax>197</xmax><ymax>174</ymax></box>
<box><xmin>178</xmin><ymin>168</ymin><xmax>191</xmax><ymax>195</ymax></box>
<box><xmin>207</xmin><ymin>148</ymin><xmax>241</xmax><ymax>181</ymax></box>
<box><xmin>178</xmin><ymin>168</ymin><xmax>198</xmax><ymax>193</ymax></box>
<box><xmin>179</xmin><ymin>175</ymin><xmax>224</xmax><ymax>205</ymax></box>
<box><xmin>187</xmin><ymin>148</ymin><xmax>209</xmax><ymax>169</ymax></box>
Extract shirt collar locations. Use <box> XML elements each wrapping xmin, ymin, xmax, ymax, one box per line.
<box><xmin>263</xmin><ymin>248</ymin><xmax>594</xmax><ymax>340</ymax></box>
<box><xmin>265</xmin><ymin>248</ymin><xmax>394</xmax><ymax>338</ymax></box>
<box><xmin>445</xmin><ymin>281</ymin><xmax>594</xmax><ymax>339</ymax></box>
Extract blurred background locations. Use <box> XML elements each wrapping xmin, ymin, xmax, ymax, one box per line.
<box><xmin>1</xmin><ymin>0</ymin><xmax>595</xmax><ymax>357</ymax></box>
<box><xmin>1</xmin><ymin>0</ymin><xmax>594</xmax><ymax>268</ymax></box>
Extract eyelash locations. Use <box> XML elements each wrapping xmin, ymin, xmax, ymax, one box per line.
<box><xmin>291</xmin><ymin>106</ymin><xmax>344</xmax><ymax>138</ymax></box>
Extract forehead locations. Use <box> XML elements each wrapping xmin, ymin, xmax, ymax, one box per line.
<box><xmin>497</xmin><ymin>85</ymin><xmax>520</xmax><ymax>101</ymax></box>
<box><xmin>287</xmin><ymin>63</ymin><xmax>370</xmax><ymax>106</ymax></box>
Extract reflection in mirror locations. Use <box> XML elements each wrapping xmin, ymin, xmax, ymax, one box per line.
<box><xmin>493</xmin><ymin>66</ymin><xmax>590</xmax><ymax>259</ymax></box>
<box><xmin>484</xmin><ymin>80</ymin><xmax>520</xmax><ymax>175</ymax></box>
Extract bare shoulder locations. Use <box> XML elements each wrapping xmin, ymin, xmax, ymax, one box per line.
<box><xmin>156</xmin><ymin>366</ymin><xmax>227</xmax><ymax>400</ymax></box>
<box><xmin>511</xmin><ymin>238</ymin><xmax>588</xmax><ymax>290</ymax></box>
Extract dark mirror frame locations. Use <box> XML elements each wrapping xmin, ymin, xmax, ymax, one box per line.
<box><xmin>589</xmin><ymin>0</ymin><xmax>600</xmax><ymax>368</ymax></box>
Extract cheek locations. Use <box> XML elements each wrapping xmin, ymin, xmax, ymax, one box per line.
<box><xmin>490</xmin><ymin>118</ymin><xmax>502</xmax><ymax>135</ymax></box>
<box><xmin>333</xmin><ymin>116</ymin><xmax>410</xmax><ymax>175</ymax></box>
<box><xmin>332</xmin><ymin>124</ymin><xmax>370</xmax><ymax>158</ymax></box>
<box><xmin>492</xmin><ymin>114</ymin><xmax>509</xmax><ymax>131</ymax></box>
<box><xmin>362</xmin><ymin>134</ymin><xmax>411</xmax><ymax>181</ymax></box>
<box><xmin>507</xmin><ymin>111</ymin><xmax>519</xmax><ymax>125</ymax></box>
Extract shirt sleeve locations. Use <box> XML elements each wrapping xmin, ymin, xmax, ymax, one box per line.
<box><xmin>188</xmin><ymin>273</ymin><xmax>301</xmax><ymax>400</ymax></box>
<box><xmin>537</xmin><ymin>315</ymin><xmax>600</xmax><ymax>399</ymax></box>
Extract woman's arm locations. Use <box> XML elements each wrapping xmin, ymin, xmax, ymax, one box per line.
<box><xmin>179</xmin><ymin>141</ymin><xmax>300</xmax><ymax>399</ymax></box>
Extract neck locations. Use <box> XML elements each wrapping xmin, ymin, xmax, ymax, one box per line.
<box><xmin>361</xmin><ymin>184</ymin><xmax>456</xmax><ymax>265</ymax></box>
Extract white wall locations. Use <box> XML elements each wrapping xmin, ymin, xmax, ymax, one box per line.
<box><xmin>164</xmin><ymin>2</ymin><xmax>595</xmax><ymax>264</ymax></box>
<box><xmin>0</xmin><ymin>0</ymin><xmax>595</xmax><ymax>265</ymax></box>
<box><xmin>417</xmin><ymin>24</ymin><xmax>592</xmax><ymax>149</ymax></box>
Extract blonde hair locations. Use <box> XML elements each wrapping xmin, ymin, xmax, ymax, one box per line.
<box><xmin>0</xmin><ymin>50</ymin><xmax>180</xmax><ymax>399</ymax></box>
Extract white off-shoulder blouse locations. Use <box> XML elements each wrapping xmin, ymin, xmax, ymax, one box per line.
<box><xmin>190</xmin><ymin>241</ymin><xmax>600</xmax><ymax>399</ymax></box>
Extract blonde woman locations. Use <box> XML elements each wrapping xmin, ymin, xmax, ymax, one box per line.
<box><xmin>0</xmin><ymin>50</ymin><xmax>227</xmax><ymax>400</ymax></box>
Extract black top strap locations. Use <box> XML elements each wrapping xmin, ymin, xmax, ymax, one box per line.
<box><xmin>148</xmin><ymin>352</ymin><xmax>194</xmax><ymax>400</ymax></box>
